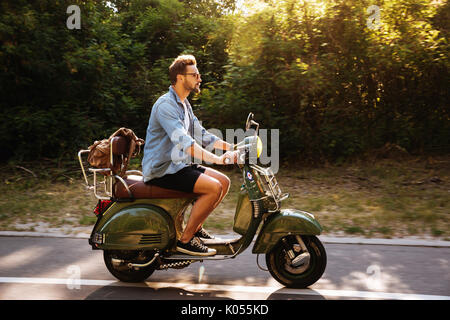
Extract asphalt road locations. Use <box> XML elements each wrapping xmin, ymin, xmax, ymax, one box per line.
<box><xmin>0</xmin><ymin>236</ymin><xmax>449</xmax><ymax>300</ymax></box>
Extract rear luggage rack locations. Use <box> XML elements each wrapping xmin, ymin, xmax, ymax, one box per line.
<box><xmin>78</xmin><ymin>149</ymin><xmax>139</xmax><ymax>200</ymax></box>
<box><xmin>78</xmin><ymin>150</ymin><xmax>111</xmax><ymax>200</ymax></box>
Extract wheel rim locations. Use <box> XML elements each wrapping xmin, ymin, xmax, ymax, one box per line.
<box><xmin>283</xmin><ymin>251</ymin><xmax>310</xmax><ymax>274</ymax></box>
<box><xmin>266</xmin><ymin>235</ymin><xmax>326</xmax><ymax>288</ymax></box>
<box><xmin>274</xmin><ymin>236</ymin><xmax>317</xmax><ymax>279</ymax></box>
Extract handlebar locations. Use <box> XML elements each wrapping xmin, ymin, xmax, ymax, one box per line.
<box><xmin>223</xmin><ymin>148</ymin><xmax>247</xmax><ymax>165</ymax></box>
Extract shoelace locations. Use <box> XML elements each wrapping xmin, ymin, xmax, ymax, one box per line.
<box><xmin>191</xmin><ymin>237</ymin><xmax>207</xmax><ymax>251</ymax></box>
<box><xmin>197</xmin><ymin>228</ymin><xmax>213</xmax><ymax>238</ymax></box>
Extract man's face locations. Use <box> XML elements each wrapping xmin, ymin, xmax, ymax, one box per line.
<box><xmin>182</xmin><ymin>65</ymin><xmax>202</xmax><ymax>94</ymax></box>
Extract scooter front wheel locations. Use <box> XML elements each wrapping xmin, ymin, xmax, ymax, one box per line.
<box><xmin>266</xmin><ymin>235</ymin><xmax>326</xmax><ymax>288</ymax></box>
<box><xmin>104</xmin><ymin>250</ymin><xmax>157</xmax><ymax>283</ymax></box>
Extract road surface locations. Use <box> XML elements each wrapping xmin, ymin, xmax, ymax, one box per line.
<box><xmin>0</xmin><ymin>235</ymin><xmax>449</xmax><ymax>301</ymax></box>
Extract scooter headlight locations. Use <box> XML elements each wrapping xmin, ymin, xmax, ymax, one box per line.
<box><xmin>239</xmin><ymin>136</ymin><xmax>263</xmax><ymax>159</ymax></box>
<box><xmin>256</xmin><ymin>136</ymin><xmax>263</xmax><ymax>158</ymax></box>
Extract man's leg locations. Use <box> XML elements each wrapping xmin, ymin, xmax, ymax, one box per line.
<box><xmin>194</xmin><ymin>168</ymin><xmax>230</xmax><ymax>233</ymax></box>
<box><xmin>179</xmin><ymin>174</ymin><xmax>222</xmax><ymax>243</ymax></box>
<box><xmin>204</xmin><ymin>168</ymin><xmax>231</xmax><ymax>207</ymax></box>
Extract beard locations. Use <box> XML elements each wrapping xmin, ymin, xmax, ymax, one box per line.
<box><xmin>193</xmin><ymin>84</ymin><xmax>201</xmax><ymax>94</ymax></box>
<box><xmin>184</xmin><ymin>81</ymin><xmax>201</xmax><ymax>94</ymax></box>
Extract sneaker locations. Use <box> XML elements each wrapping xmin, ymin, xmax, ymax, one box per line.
<box><xmin>195</xmin><ymin>227</ymin><xmax>215</xmax><ymax>240</ymax></box>
<box><xmin>176</xmin><ymin>237</ymin><xmax>217</xmax><ymax>256</ymax></box>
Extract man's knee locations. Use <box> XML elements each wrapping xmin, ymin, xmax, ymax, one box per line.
<box><xmin>196</xmin><ymin>175</ymin><xmax>222</xmax><ymax>199</ymax></box>
<box><xmin>210</xmin><ymin>180</ymin><xmax>223</xmax><ymax>199</ymax></box>
<box><xmin>205</xmin><ymin>168</ymin><xmax>230</xmax><ymax>194</ymax></box>
<box><xmin>222</xmin><ymin>175</ymin><xmax>231</xmax><ymax>193</ymax></box>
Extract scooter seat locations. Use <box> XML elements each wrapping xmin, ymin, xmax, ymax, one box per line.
<box><xmin>114</xmin><ymin>175</ymin><xmax>197</xmax><ymax>199</ymax></box>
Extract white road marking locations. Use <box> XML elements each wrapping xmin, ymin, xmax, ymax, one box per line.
<box><xmin>0</xmin><ymin>277</ymin><xmax>449</xmax><ymax>300</ymax></box>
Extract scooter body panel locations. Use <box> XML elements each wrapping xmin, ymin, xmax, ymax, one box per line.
<box><xmin>252</xmin><ymin>209</ymin><xmax>323</xmax><ymax>253</ymax></box>
<box><xmin>233</xmin><ymin>188</ymin><xmax>254</xmax><ymax>235</ymax></box>
<box><xmin>91</xmin><ymin>198</ymin><xmax>192</xmax><ymax>250</ymax></box>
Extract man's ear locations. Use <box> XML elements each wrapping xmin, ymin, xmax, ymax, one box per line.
<box><xmin>176</xmin><ymin>73</ymin><xmax>184</xmax><ymax>84</ymax></box>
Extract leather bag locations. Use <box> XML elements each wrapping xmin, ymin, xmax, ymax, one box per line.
<box><xmin>87</xmin><ymin>127</ymin><xmax>144</xmax><ymax>176</ymax></box>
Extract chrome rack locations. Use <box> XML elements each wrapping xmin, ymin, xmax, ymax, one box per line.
<box><xmin>78</xmin><ymin>149</ymin><xmax>140</xmax><ymax>200</ymax></box>
<box><xmin>78</xmin><ymin>149</ymin><xmax>113</xmax><ymax>200</ymax></box>
<box><xmin>251</xmin><ymin>164</ymin><xmax>289</xmax><ymax>212</ymax></box>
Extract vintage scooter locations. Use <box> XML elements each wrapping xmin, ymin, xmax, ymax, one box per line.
<box><xmin>77</xmin><ymin>113</ymin><xmax>327</xmax><ymax>288</ymax></box>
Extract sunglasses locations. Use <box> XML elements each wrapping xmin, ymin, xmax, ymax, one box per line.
<box><xmin>184</xmin><ymin>72</ymin><xmax>201</xmax><ymax>79</ymax></box>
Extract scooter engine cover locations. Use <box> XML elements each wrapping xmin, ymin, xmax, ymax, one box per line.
<box><xmin>95</xmin><ymin>204</ymin><xmax>175</xmax><ymax>251</ymax></box>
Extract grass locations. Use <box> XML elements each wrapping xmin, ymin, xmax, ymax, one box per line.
<box><xmin>0</xmin><ymin>155</ymin><xmax>449</xmax><ymax>239</ymax></box>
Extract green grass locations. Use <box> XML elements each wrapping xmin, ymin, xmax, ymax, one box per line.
<box><xmin>0</xmin><ymin>161</ymin><xmax>97</xmax><ymax>234</ymax></box>
<box><xmin>0</xmin><ymin>155</ymin><xmax>449</xmax><ymax>238</ymax></box>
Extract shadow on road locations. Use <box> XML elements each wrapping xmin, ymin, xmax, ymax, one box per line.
<box><xmin>84</xmin><ymin>283</ymin><xmax>326</xmax><ymax>300</ymax></box>
<box><xmin>267</xmin><ymin>288</ymin><xmax>326</xmax><ymax>300</ymax></box>
<box><xmin>84</xmin><ymin>284</ymin><xmax>234</xmax><ymax>300</ymax></box>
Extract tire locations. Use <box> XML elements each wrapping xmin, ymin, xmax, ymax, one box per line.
<box><xmin>266</xmin><ymin>235</ymin><xmax>327</xmax><ymax>288</ymax></box>
<box><xmin>103</xmin><ymin>250</ymin><xmax>157</xmax><ymax>283</ymax></box>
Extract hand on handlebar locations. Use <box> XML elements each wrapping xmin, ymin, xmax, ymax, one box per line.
<box><xmin>221</xmin><ymin>151</ymin><xmax>239</xmax><ymax>165</ymax></box>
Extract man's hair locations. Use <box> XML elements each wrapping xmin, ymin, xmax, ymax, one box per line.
<box><xmin>169</xmin><ymin>55</ymin><xmax>197</xmax><ymax>85</ymax></box>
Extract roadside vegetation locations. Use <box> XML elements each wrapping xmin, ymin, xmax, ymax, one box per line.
<box><xmin>1</xmin><ymin>155</ymin><xmax>448</xmax><ymax>240</ymax></box>
<box><xmin>2</xmin><ymin>0</ymin><xmax>448</xmax><ymax>164</ymax></box>
<box><xmin>1</xmin><ymin>0</ymin><xmax>448</xmax><ymax>239</ymax></box>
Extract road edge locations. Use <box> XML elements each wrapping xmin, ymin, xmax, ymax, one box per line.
<box><xmin>0</xmin><ymin>231</ymin><xmax>449</xmax><ymax>247</ymax></box>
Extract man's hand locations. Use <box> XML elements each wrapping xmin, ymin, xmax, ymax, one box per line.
<box><xmin>187</xmin><ymin>143</ymin><xmax>239</xmax><ymax>165</ymax></box>
<box><xmin>219</xmin><ymin>151</ymin><xmax>239</xmax><ymax>164</ymax></box>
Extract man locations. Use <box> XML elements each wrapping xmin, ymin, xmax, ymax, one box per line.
<box><xmin>142</xmin><ymin>55</ymin><xmax>237</xmax><ymax>256</ymax></box>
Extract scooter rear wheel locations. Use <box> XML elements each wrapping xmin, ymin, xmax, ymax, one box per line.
<box><xmin>104</xmin><ymin>250</ymin><xmax>156</xmax><ymax>283</ymax></box>
<box><xmin>266</xmin><ymin>235</ymin><xmax>326</xmax><ymax>288</ymax></box>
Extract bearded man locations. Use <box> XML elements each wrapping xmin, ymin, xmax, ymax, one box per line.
<box><xmin>142</xmin><ymin>55</ymin><xmax>237</xmax><ymax>256</ymax></box>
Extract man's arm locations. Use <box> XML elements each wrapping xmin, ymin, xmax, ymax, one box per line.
<box><xmin>213</xmin><ymin>139</ymin><xmax>233</xmax><ymax>151</ymax></box>
<box><xmin>186</xmin><ymin>142</ymin><xmax>224</xmax><ymax>164</ymax></box>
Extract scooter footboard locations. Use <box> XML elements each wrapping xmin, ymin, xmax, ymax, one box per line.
<box><xmin>252</xmin><ymin>209</ymin><xmax>323</xmax><ymax>253</ymax></box>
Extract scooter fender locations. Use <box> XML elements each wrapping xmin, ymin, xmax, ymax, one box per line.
<box><xmin>252</xmin><ymin>209</ymin><xmax>323</xmax><ymax>253</ymax></box>
<box><xmin>92</xmin><ymin>204</ymin><xmax>175</xmax><ymax>251</ymax></box>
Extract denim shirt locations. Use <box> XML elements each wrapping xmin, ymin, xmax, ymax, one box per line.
<box><xmin>142</xmin><ymin>86</ymin><xmax>219</xmax><ymax>182</ymax></box>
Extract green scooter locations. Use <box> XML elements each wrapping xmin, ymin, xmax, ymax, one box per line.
<box><xmin>77</xmin><ymin>113</ymin><xmax>326</xmax><ymax>288</ymax></box>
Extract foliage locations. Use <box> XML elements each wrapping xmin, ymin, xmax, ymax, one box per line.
<box><xmin>199</xmin><ymin>0</ymin><xmax>449</xmax><ymax>161</ymax></box>
<box><xmin>0</xmin><ymin>0</ymin><xmax>448</xmax><ymax>162</ymax></box>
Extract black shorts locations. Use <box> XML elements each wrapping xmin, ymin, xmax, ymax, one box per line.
<box><xmin>146</xmin><ymin>164</ymin><xmax>206</xmax><ymax>193</ymax></box>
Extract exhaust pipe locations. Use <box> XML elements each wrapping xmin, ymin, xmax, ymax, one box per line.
<box><xmin>111</xmin><ymin>253</ymin><xmax>159</xmax><ymax>269</ymax></box>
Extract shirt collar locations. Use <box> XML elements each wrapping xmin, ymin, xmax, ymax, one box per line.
<box><xmin>169</xmin><ymin>86</ymin><xmax>184</xmax><ymax>105</ymax></box>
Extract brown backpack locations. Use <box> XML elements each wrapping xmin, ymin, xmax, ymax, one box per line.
<box><xmin>87</xmin><ymin>127</ymin><xmax>145</xmax><ymax>176</ymax></box>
